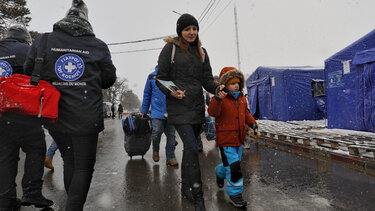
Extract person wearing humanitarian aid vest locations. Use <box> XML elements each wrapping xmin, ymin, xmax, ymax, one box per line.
<box><xmin>24</xmin><ymin>0</ymin><xmax>116</xmax><ymax>210</ymax></box>
<box><xmin>0</xmin><ymin>25</ymin><xmax>54</xmax><ymax>210</ymax></box>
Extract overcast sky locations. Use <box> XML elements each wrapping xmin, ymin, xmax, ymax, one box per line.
<box><xmin>26</xmin><ymin>0</ymin><xmax>375</xmax><ymax>99</ymax></box>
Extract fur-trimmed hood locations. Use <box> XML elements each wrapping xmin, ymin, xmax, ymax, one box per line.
<box><xmin>164</xmin><ymin>36</ymin><xmax>205</xmax><ymax>62</ymax></box>
<box><xmin>219</xmin><ymin>68</ymin><xmax>245</xmax><ymax>89</ymax></box>
<box><xmin>164</xmin><ymin>36</ymin><xmax>179</xmax><ymax>46</ymax></box>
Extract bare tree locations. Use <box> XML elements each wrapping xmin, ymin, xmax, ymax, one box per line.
<box><xmin>102</xmin><ymin>77</ymin><xmax>128</xmax><ymax>103</ymax></box>
<box><xmin>102</xmin><ymin>77</ymin><xmax>141</xmax><ymax>111</ymax></box>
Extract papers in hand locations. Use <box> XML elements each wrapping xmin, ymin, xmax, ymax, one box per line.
<box><xmin>157</xmin><ymin>79</ymin><xmax>181</xmax><ymax>95</ymax></box>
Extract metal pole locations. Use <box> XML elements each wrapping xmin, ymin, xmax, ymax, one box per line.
<box><xmin>234</xmin><ymin>4</ymin><xmax>241</xmax><ymax>70</ymax></box>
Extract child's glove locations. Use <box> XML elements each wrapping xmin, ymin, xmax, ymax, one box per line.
<box><xmin>214</xmin><ymin>85</ymin><xmax>229</xmax><ymax>101</ymax></box>
<box><xmin>249</xmin><ymin>123</ymin><xmax>259</xmax><ymax>138</ymax></box>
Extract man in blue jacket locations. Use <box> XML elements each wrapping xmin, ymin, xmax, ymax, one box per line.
<box><xmin>140</xmin><ymin>65</ymin><xmax>178</xmax><ymax>166</ymax></box>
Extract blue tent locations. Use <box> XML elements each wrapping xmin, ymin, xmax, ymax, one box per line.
<box><xmin>246</xmin><ymin>66</ymin><xmax>326</xmax><ymax>121</ymax></box>
<box><xmin>325</xmin><ymin>29</ymin><xmax>375</xmax><ymax>132</ymax></box>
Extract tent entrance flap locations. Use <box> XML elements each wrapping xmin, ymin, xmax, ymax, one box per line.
<box><xmin>362</xmin><ymin>63</ymin><xmax>375</xmax><ymax>132</ymax></box>
<box><xmin>247</xmin><ymin>76</ymin><xmax>272</xmax><ymax>119</ymax></box>
<box><xmin>353</xmin><ymin>48</ymin><xmax>375</xmax><ymax>132</ymax></box>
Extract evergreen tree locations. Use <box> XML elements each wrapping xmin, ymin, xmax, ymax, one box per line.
<box><xmin>0</xmin><ymin>0</ymin><xmax>31</xmax><ymax>38</ymax></box>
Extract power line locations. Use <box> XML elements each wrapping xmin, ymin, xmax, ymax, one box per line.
<box><xmin>106</xmin><ymin>1</ymin><xmax>220</xmax><ymax>48</ymax></box>
<box><xmin>201</xmin><ymin>0</ymin><xmax>234</xmax><ymax>35</ymax></box>
<box><xmin>200</xmin><ymin>0</ymin><xmax>222</xmax><ymax>29</ymax></box>
<box><xmin>172</xmin><ymin>10</ymin><xmax>182</xmax><ymax>15</ymax></box>
<box><xmin>199</xmin><ymin>0</ymin><xmax>217</xmax><ymax>24</ymax></box>
<box><xmin>107</xmin><ymin>35</ymin><xmax>174</xmax><ymax>46</ymax></box>
<box><xmin>111</xmin><ymin>47</ymin><xmax>162</xmax><ymax>54</ymax></box>
<box><xmin>198</xmin><ymin>0</ymin><xmax>215</xmax><ymax>22</ymax></box>
<box><xmin>107</xmin><ymin>2</ymin><xmax>222</xmax><ymax>53</ymax></box>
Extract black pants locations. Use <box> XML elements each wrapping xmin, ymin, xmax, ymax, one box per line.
<box><xmin>0</xmin><ymin>121</ymin><xmax>45</xmax><ymax>208</ymax></box>
<box><xmin>50</xmin><ymin>131</ymin><xmax>98</xmax><ymax>211</ymax></box>
<box><xmin>174</xmin><ymin>124</ymin><xmax>204</xmax><ymax>200</ymax></box>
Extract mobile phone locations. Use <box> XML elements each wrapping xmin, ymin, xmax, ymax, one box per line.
<box><xmin>222</xmin><ymin>87</ymin><xmax>229</xmax><ymax>93</ymax></box>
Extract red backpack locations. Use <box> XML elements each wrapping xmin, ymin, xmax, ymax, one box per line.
<box><xmin>0</xmin><ymin>33</ymin><xmax>60</xmax><ymax>122</ymax></box>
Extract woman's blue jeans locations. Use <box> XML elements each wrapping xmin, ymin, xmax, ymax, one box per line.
<box><xmin>46</xmin><ymin>140</ymin><xmax>58</xmax><ymax>159</ymax></box>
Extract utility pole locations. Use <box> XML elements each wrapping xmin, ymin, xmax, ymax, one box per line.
<box><xmin>234</xmin><ymin>4</ymin><xmax>241</xmax><ymax>70</ymax></box>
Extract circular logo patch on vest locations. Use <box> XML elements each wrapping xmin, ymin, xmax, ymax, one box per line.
<box><xmin>55</xmin><ymin>53</ymin><xmax>85</xmax><ymax>81</ymax></box>
<box><xmin>0</xmin><ymin>60</ymin><xmax>13</xmax><ymax>77</ymax></box>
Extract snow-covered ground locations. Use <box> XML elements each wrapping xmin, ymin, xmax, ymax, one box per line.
<box><xmin>255</xmin><ymin>119</ymin><xmax>375</xmax><ymax>159</ymax></box>
<box><xmin>259</xmin><ymin>119</ymin><xmax>375</xmax><ymax>139</ymax></box>
<box><xmin>287</xmin><ymin>119</ymin><xmax>327</xmax><ymax>129</ymax></box>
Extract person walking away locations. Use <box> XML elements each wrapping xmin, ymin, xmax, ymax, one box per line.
<box><xmin>118</xmin><ymin>104</ymin><xmax>123</xmax><ymax>119</ymax></box>
<box><xmin>207</xmin><ymin>67</ymin><xmax>258</xmax><ymax>208</ymax></box>
<box><xmin>24</xmin><ymin>1</ymin><xmax>117</xmax><ymax>210</ymax></box>
<box><xmin>111</xmin><ymin>103</ymin><xmax>115</xmax><ymax>119</ymax></box>
<box><xmin>44</xmin><ymin>140</ymin><xmax>58</xmax><ymax>170</ymax></box>
<box><xmin>156</xmin><ymin>13</ymin><xmax>218</xmax><ymax>211</ymax></box>
<box><xmin>140</xmin><ymin>65</ymin><xmax>178</xmax><ymax>166</ymax></box>
<box><xmin>0</xmin><ymin>24</ymin><xmax>54</xmax><ymax>210</ymax></box>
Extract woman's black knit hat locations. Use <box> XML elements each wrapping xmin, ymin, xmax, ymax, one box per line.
<box><xmin>176</xmin><ymin>13</ymin><xmax>199</xmax><ymax>36</ymax></box>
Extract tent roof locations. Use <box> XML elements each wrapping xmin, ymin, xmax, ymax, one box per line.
<box><xmin>257</xmin><ymin>66</ymin><xmax>324</xmax><ymax>70</ymax></box>
<box><xmin>325</xmin><ymin>29</ymin><xmax>375</xmax><ymax>63</ymax></box>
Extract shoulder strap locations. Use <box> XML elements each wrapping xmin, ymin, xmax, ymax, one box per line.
<box><xmin>30</xmin><ymin>33</ymin><xmax>50</xmax><ymax>85</ymax></box>
<box><xmin>170</xmin><ymin>44</ymin><xmax>176</xmax><ymax>64</ymax></box>
<box><xmin>200</xmin><ymin>47</ymin><xmax>206</xmax><ymax>63</ymax></box>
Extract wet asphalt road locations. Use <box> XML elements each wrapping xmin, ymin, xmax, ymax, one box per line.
<box><xmin>16</xmin><ymin>118</ymin><xmax>375</xmax><ymax>210</ymax></box>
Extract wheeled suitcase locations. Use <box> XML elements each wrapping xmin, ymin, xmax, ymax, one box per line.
<box><xmin>122</xmin><ymin>112</ymin><xmax>152</xmax><ymax>159</ymax></box>
<box><xmin>124</xmin><ymin>133</ymin><xmax>151</xmax><ymax>159</ymax></box>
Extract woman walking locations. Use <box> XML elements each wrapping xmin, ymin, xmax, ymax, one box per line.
<box><xmin>156</xmin><ymin>13</ymin><xmax>218</xmax><ymax>211</ymax></box>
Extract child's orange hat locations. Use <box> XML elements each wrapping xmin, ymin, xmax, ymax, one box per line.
<box><xmin>218</xmin><ymin>67</ymin><xmax>245</xmax><ymax>89</ymax></box>
<box><xmin>219</xmin><ymin>67</ymin><xmax>236</xmax><ymax>79</ymax></box>
<box><xmin>226</xmin><ymin>77</ymin><xmax>241</xmax><ymax>86</ymax></box>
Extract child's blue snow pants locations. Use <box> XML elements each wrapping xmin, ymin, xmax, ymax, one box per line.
<box><xmin>216</xmin><ymin>146</ymin><xmax>243</xmax><ymax>196</ymax></box>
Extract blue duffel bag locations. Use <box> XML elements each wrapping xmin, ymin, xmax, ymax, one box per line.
<box><xmin>204</xmin><ymin>116</ymin><xmax>216</xmax><ymax>141</ymax></box>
